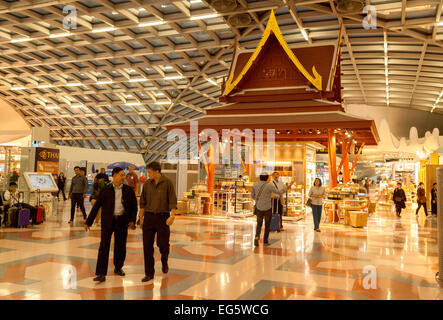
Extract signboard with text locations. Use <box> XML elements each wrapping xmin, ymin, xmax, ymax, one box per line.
<box><xmin>35</xmin><ymin>147</ymin><xmax>60</xmax><ymax>175</ymax></box>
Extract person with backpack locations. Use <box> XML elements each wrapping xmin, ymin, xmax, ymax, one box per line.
<box><xmin>251</xmin><ymin>173</ymin><xmax>279</xmax><ymax>247</ymax></box>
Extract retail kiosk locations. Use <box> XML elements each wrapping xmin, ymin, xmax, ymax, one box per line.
<box><xmin>165</xmin><ymin>10</ymin><xmax>380</xmax><ymax>220</ymax></box>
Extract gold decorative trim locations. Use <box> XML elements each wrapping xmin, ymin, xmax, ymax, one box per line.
<box><xmin>224</xmin><ymin>10</ymin><xmax>323</xmax><ymax>96</ymax></box>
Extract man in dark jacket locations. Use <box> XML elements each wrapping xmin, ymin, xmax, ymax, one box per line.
<box><xmin>68</xmin><ymin>166</ymin><xmax>89</xmax><ymax>223</ymax></box>
<box><xmin>84</xmin><ymin>167</ymin><xmax>138</xmax><ymax>283</ymax></box>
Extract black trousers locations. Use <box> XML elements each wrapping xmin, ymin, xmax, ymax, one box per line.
<box><xmin>416</xmin><ymin>201</ymin><xmax>428</xmax><ymax>216</ymax></box>
<box><xmin>142</xmin><ymin>212</ymin><xmax>170</xmax><ymax>277</ymax></box>
<box><xmin>395</xmin><ymin>203</ymin><xmax>403</xmax><ymax>216</ymax></box>
<box><xmin>70</xmin><ymin>193</ymin><xmax>86</xmax><ymax>220</ymax></box>
<box><xmin>432</xmin><ymin>201</ymin><xmax>437</xmax><ymax>215</ymax></box>
<box><xmin>255</xmin><ymin>209</ymin><xmax>272</xmax><ymax>242</ymax></box>
<box><xmin>95</xmin><ymin>216</ymin><xmax>128</xmax><ymax>276</ymax></box>
<box><xmin>57</xmin><ymin>187</ymin><xmax>66</xmax><ymax>200</ymax></box>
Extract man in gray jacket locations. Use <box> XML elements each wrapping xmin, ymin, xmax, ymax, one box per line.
<box><xmin>69</xmin><ymin>166</ymin><xmax>89</xmax><ymax>224</ymax></box>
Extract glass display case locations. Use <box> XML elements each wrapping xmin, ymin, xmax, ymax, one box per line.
<box><xmin>285</xmin><ymin>185</ymin><xmax>304</xmax><ymax>218</ymax></box>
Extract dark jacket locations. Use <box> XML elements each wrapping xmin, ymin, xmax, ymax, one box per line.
<box><xmin>57</xmin><ymin>176</ymin><xmax>66</xmax><ymax>188</ymax></box>
<box><xmin>90</xmin><ymin>181</ymin><xmax>105</xmax><ymax>203</ymax></box>
<box><xmin>417</xmin><ymin>187</ymin><xmax>426</xmax><ymax>203</ymax></box>
<box><xmin>393</xmin><ymin>188</ymin><xmax>406</xmax><ymax>208</ymax></box>
<box><xmin>432</xmin><ymin>188</ymin><xmax>437</xmax><ymax>203</ymax></box>
<box><xmin>85</xmin><ymin>184</ymin><xmax>137</xmax><ymax>229</ymax></box>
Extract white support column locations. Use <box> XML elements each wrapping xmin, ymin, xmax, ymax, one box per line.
<box><xmin>437</xmin><ymin>168</ymin><xmax>443</xmax><ymax>287</ymax></box>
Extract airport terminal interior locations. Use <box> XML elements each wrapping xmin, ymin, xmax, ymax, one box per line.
<box><xmin>0</xmin><ymin>0</ymin><xmax>443</xmax><ymax>300</ymax></box>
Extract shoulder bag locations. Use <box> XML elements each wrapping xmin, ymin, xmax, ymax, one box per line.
<box><xmin>253</xmin><ymin>183</ymin><xmax>267</xmax><ymax>215</ymax></box>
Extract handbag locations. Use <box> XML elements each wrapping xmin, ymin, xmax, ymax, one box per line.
<box><xmin>253</xmin><ymin>183</ymin><xmax>267</xmax><ymax>215</ymax></box>
<box><xmin>306</xmin><ymin>198</ymin><xmax>312</xmax><ymax>207</ymax></box>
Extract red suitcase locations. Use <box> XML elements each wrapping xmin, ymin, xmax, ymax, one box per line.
<box><xmin>36</xmin><ymin>206</ymin><xmax>43</xmax><ymax>224</ymax></box>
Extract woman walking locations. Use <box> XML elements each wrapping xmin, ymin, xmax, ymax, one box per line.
<box><xmin>57</xmin><ymin>172</ymin><xmax>67</xmax><ymax>201</ymax></box>
<box><xmin>416</xmin><ymin>182</ymin><xmax>428</xmax><ymax>217</ymax></box>
<box><xmin>431</xmin><ymin>183</ymin><xmax>437</xmax><ymax>216</ymax></box>
<box><xmin>393</xmin><ymin>182</ymin><xmax>406</xmax><ymax>217</ymax></box>
<box><xmin>308</xmin><ymin>178</ymin><xmax>326</xmax><ymax>232</ymax></box>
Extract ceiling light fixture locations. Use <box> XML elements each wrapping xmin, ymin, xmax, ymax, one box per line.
<box><xmin>96</xmin><ymin>80</ymin><xmax>113</xmax><ymax>85</ymax></box>
<box><xmin>11</xmin><ymin>37</ymin><xmax>31</xmax><ymax>43</ymax></box>
<box><xmin>139</xmin><ymin>8</ymin><xmax>146</xmax><ymax>11</ymax></box>
<box><xmin>155</xmin><ymin>101</ymin><xmax>171</xmax><ymax>105</ymax></box>
<box><xmin>189</xmin><ymin>13</ymin><xmax>218</xmax><ymax>21</ymax></box>
<box><xmin>70</xmin><ymin>104</ymin><xmax>83</xmax><ymax>108</ymax></box>
<box><xmin>207</xmin><ymin>78</ymin><xmax>217</xmax><ymax>86</ymax></box>
<box><xmin>164</xmin><ymin>75</ymin><xmax>183</xmax><ymax>80</ymax></box>
<box><xmin>50</xmin><ymin>32</ymin><xmax>71</xmax><ymax>38</ymax></box>
<box><xmin>301</xmin><ymin>29</ymin><xmax>309</xmax><ymax>41</ymax></box>
<box><xmin>190</xmin><ymin>0</ymin><xmax>203</xmax><ymax>3</ymax></box>
<box><xmin>45</xmin><ymin>105</ymin><xmax>59</xmax><ymax>109</ymax></box>
<box><xmin>138</xmin><ymin>21</ymin><xmax>165</xmax><ymax>27</ymax></box>
<box><xmin>112</xmin><ymin>11</ymin><xmax>118</xmax><ymax>15</ymax></box>
<box><xmin>125</xmin><ymin>102</ymin><xmax>142</xmax><ymax>106</ymax></box>
<box><xmin>37</xmin><ymin>84</ymin><xmax>53</xmax><ymax>88</ymax></box>
<box><xmin>66</xmin><ymin>83</ymin><xmax>82</xmax><ymax>87</ymax></box>
<box><xmin>92</xmin><ymin>27</ymin><xmax>116</xmax><ymax>33</ymax></box>
<box><xmin>129</xmin><ymin>78</ymin><xmax>147</xmax><ymax>82</ymax></box>
<box><xmin>10</xmin><ymin>86</ymin><xmax>25</xmax><ymax>90</ymax></box>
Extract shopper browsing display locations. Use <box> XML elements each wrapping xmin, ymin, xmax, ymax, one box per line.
<box><xmin>84</xmin><ymin>167</ymin><xmax>137</xmax><ymax>283</ymax></box>
<box><xmin>393</xmin><ymin>182</ymin><xmax>407</xmax><ymax>217</ymax></box>
<box><xmin>308</xmin><ymin>178</ymin><xmax>326</xmax><ymax>232</ymax></box>
<box><xmin>139</xmin><ymin>161</ymin><xmax>177</xmax><ymax>283</ymax></box>
<box><xmin>251</xmin><ymin>173</ymin><xmax>279</xmax><ymax>246</ymax></box>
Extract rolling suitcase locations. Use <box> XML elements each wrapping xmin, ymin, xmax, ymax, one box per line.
<box><xmin>270</xmin><ymin>198</ymin><xmax>281</xmax><ymax>232</ymax></box>
<box><xmin>36</xmin><ymin>189</ymin><xmax>44</xmax><ymax>224</ymax></box>
<box><xmin>18</xmin><ymin>208</ymin><xmax>30</xmax><ymax>228</ymax></box>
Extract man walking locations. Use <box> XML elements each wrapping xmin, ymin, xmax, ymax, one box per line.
<box><xmin>139</xmin><ymin>161</ymin><xmax>177</xmax><ymax>283</ymax></box>
<box><xmin>68</xmin><ymin>166</ymin><xmax>89</xmax><ymax>224</ymax></box>
<box><xmin>125</xmin><ymin>165</ymin><xmax>139</xmax><ymax>195</ymax></box>
<box><xmin>84</xmin><ymin>167</ymin><xmax>137</xmax><ymax>283</ymax></box>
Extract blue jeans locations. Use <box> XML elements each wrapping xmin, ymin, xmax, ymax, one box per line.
<box><xmin>312</xmin><ymin>204</ymin><xmax>323</xmax><ymax>230</ymax></box>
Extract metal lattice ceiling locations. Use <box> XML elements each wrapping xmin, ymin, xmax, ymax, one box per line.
<box><xmin>0</xmin><ymin>0</ymin><xmax>442</xmax><ymax>163</ymax></box>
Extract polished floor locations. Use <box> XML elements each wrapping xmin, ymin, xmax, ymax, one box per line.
<box><xmin>0</xmin><ymin>200</ymin><xmax>441</xmax><ymax>300</ymax></box>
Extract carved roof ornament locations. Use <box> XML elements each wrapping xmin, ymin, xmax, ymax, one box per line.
<box><xmin>223</xmin><ymin>9</ymin><xmax>324</xmax><ymax>96</ymax></box>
